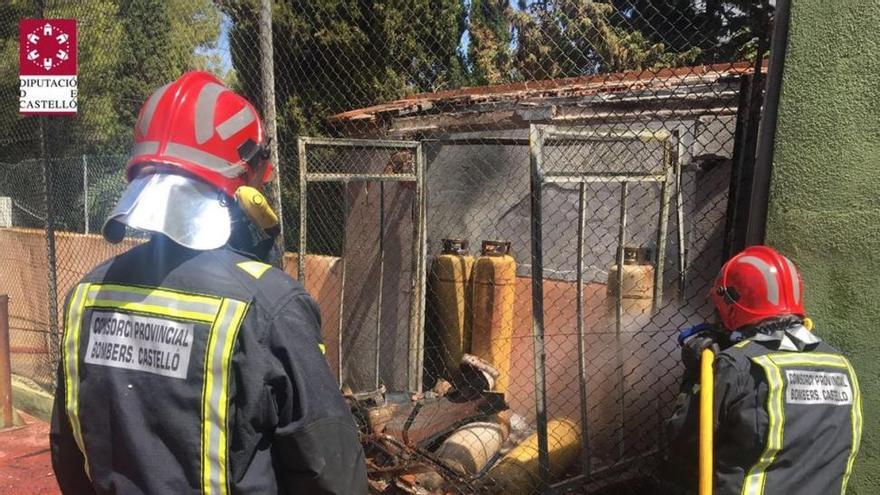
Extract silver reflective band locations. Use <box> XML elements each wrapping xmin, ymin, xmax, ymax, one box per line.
<box><xmin>139</xmin><ymin>83</ymin><xmax>171</xmax><ymax>136</ymax></box>
<box><xmin>739</xmin><ymin>256</ymin><xmax>779</xmax><ymax>305</ymax></box>
<box><xmin>783</xmin><ymin>256</ymin><xmax>800</xmax><ymax>303</ymax></box>
<box><xmin>164</xmin><ymin>143</ymin><xmax>245</xmax><ymax>178</ymax></box>
<box><xmin>130</xmin><ymin>141</ymin><xmax>160</xmax><ymax>158</ymax></box>
<box><xmin>215</xmin><ymin>106</ymin><xmax>255</xmax><ymax>141</ymax></box>
<box><xmin>195</xmin><ymin>83</ymin><xmax>227</xmax><ymax>144</ymax></box>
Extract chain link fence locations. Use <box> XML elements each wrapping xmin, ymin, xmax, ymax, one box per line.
<box><xmin>0</xmin><ymin>1</ymin><xmax>774</xmax><ymax>493</ymax></box>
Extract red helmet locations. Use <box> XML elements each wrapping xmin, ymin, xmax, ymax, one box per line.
<box><xmin>128</xmin><ymin>71</ymin><xmax>272</xmax><ymax>197</ymax></box>
<box><xmin>103</xmin><ymin>72</ymin><xmax>271</xmax><ymax>250</ymax></box>
<box><xmin>711</xmin><ymin>245</ymin><xmax>805</xmax><ymax>331</ymax></box>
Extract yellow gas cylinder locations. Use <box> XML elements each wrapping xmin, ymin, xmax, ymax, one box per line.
<box><xmin>471</xmin><ymin>240</ymin><xmax>516</xmax><ymax>394</ymax></box>
<box><xmin>429</xmin><ymin>239</ymin><xmax>475</xmax><ymax>377</ymax></box>
<box><xmin>485</xmin><ymin>418</ymin><xmax>581</xmax><ymax>495</ymax></box>
<box><xmin>607</xmin><ymin>246</ymin><xmax>655</xmax><ymax>307</ymax></box>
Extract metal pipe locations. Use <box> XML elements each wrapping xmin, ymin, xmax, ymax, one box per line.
<box><xmin>297</xmin><ymin>138</ymin><xmax>308</xmax><ymax>281</ymax></box>
<box><xmin>543</xmin><ymin>128</ymin><xmax>671</xmax><ymax>142</ymax></box>
<box><xmin>747</xmin><ymin>0</ymin><xmax>790</xmax><ymax>245</ymax></box>
<box><xmin>653</xmin><ymin>141</ymin><xmax>673</xmax><ymax>312</ymax></box>
<box><xmin>42</xmin><ymin>143</ymin><xmax>59</xmax><ymax>363</ymax></box>
<box><xmin>424</xmin><ymin>137</ymin><xmax>530</xmax><ymax>146</ymax></box>
<box><xmin>337</xmin><ymin>187</ymin><xmax>348</xmax><ymax>387</ymax></box>
<box><xmin>674</xmin><ymin>131</ymin><xmax>686</xmax><ymax>295</ymax></box>
<box><xmin>576</xmin><ymin>181</ymin><xmax>592</xmax><ymax>478</ymax></box>
<box><xmin>375</xmin><ymin>182</ymin><xmax>386</xmax><ymax>389</ymax></box>
<box><xmin>408</xmin><ymin>144</ymin><xmax>428</xmax><ymax>393</ymax></box>
<box><xmin>528</xmin><ymin>124</ymin><xmax>551</xmax><ymax>492</ymax></box>
<box><xmin>0</xmin><ymin>295</ymin><xmax>12</xmax><ymax>428</ymax></box>
<box><xmin>298</xmin><ymin>136</ymin><xmax>420</xmax><ymax>148</ymax></box>
<box><xmin>305</xmin><ymin>173</ymin><xmax>418</xmax><ymax>183</ymax></box>
<box><xmin>615</xmin><ymin>182</ymin><xmax>628</xmax><ymax>461</ymax></box>
<box><xmin>542</xmin><ymin>174</ymin><xmax>667</xmax><ymax>184</ymax></box>
<box><xmin>259</xmin><ymin>0</ymin><xmax>284</xmax><ymax>253</ymax></box>
<box><xmin>82</xmin><ymin>154</ymin><xmax>89</xmax><ymax>235</ymax></box>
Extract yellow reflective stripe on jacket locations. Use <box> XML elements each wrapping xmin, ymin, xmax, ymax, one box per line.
<box><xmin>63</xmin><ymin>282</ymin><xmax>250</xmax><ymax>493</ymax></box>
<box><xmin>201</xmin><ymin>298</ymin><xmax>248</xmax><ymax>495</ymax></box>
<box><xmin>742</xmin><ymin>355</ymin><xmax>785</xmax><ymax>495</ymax></box>
<box><xmin>766</xmin><ymin>352</ymin><xmax>862</xmax><ymax>494</ymax></box>
<box><xmin>236</xmin><ymin>261</ymin><xmax>272</xmax><ymax>279</ymax></box>
<box><xmin>742</xmin><ymin>352</ymin><xmax>862</xmax><ymax>495</ymax></box>
<box><xmin>63</xmin><ymin>283</ymin><xmax>92</xmax><ymax>479</ymax></box>
<box><xmin>85</xmin><ymin>284</ymin><xmax>222</xmax><ymax>323</ymax></box>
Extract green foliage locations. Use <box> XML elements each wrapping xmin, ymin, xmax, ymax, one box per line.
<box><xmin>468</xmin><ymin>0</ymin><xmax>513</xmax><ymax>84</ymax></box>
<box><xmin>609</xmin><ymin>0</ymin><xmax>771</xmax><ymax>64</ymax></box>
<box><xmin>514</xmin><ymin>0</ymin><xmax>698</xmax><ymax>80</ymax></box>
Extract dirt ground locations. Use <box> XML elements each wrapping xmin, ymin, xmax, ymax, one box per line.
<box><xmin>0</xmin><ymin>413</ymin><xmax>59</xmax><ymax>495</ymax></box>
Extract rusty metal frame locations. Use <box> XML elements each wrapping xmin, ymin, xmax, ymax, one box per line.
<box><xmin>297</xmin><ymin>136</ymin><xmax>427</xmax><ymax>393</ymax></box>
<box><xmin>529</xmin><ymin>124</ymin><xmax>682</xmax><ymax>492</ymax></box>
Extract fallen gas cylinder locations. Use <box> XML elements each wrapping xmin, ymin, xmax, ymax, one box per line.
<box><xmin>413</xmin><ymin>418</ymin><xmax>510</xmax><ymax>491</ymax></box>
<box><xmin>481</xmin><ymin>418</ymin><xmax>582</xmax><ymax>495</ymax></box>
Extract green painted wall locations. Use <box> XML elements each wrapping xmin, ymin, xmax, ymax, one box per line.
<box><xmin>765</xmin><ymin>1</ymin><xmax>880</xmax><ymax>492</ymax></box>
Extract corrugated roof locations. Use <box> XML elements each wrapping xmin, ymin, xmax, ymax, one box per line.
<box><xmin>328</xmin><ymin>61</ymin><xmax>760</xmax><ymax>125</ymax></box>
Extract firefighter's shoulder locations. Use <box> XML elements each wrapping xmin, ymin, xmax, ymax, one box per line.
<box><xmin>213</xmin><ymin>248</ymin><xmax>306</xmax><ymax>308</ymax></box>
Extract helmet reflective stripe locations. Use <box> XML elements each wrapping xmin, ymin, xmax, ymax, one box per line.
<box><xmin>165</xmin><ymin>143</ymin><xmax>245</xmax><ymax>178</ymax></box>
<box><xmin>195</xmin><ymin>83</ymin><xmax>228</xmax><ymax>145</ymax></box>
<box><xmin>130</xmin><ymin>140</ymin><xmax>159</xmax><ymax>157</ymax></box>
<box><xmin>738</xmin><ymin>256</ymin><xmax>779</xmax><ymax>305</ymax></box>
<box><xmin>215</xmin><ymin>106</ymin><xmax>255</xmax><ymax>140</ymax></box>
<box><xmin>139</xmin><ymin>83</ymin><xmax>171</xmax><ymax>136</ymax></box>
<box><xmin>783</xmin><ymin>256</ymin><xmax>800</xmax><ymax>303</ymax></box>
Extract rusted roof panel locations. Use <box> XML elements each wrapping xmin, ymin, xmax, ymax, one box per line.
<box><xmin>328</xmin><ymin>61</ymin><xmax>760</xmax><ymax>125</ymax></box>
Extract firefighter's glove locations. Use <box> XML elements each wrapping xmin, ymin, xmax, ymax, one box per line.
<box><xmin>679</xmin><ymin>323</ymin><xmax>726</xmax><ymax>375</ymax></box>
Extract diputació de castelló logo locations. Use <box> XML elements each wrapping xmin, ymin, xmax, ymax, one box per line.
<box><xmin>19</xmin><ymin>19</ymin><xmax>78</xmax><ymax>116</ymax></box>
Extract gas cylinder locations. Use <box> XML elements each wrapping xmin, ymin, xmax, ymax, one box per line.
<box><xmin>471</xmin><ymin>240</ymin><xmax>516</xmax><ymax>394</ymax></box>
<box><xmin>415</xmin><ymin>418</ymin><xmax>509</xmax><ymax>491</ymax></box>
<box><xmin>485</xmin><ymin>418</ymin><xmax>581</xmax><ymax>494</ymax></box>
<box><xmin>606</xmin><ymin>245</ymin><xmax>655</xmax><ymax>307</ymax></box>
<box><xmin>429</xmin><ymin>239</ymin><xmax>474</xmax><ymax>377</ymax></box>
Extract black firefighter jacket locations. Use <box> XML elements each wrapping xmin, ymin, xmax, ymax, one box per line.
<box><xmin>662</xmin><ymin>333</ymin><xmax>862</xmax><ymax>495</ymax></box>
<box><xmin>50</xmin><ymin>236</ymin><xmax>368</xmax><ymax>494</ymax></box>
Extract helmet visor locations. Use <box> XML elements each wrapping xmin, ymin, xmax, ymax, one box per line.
<box><xmin>102</xmin><ymin>173</ymin><xmax>231</xmax><ymax>250</ymax></box>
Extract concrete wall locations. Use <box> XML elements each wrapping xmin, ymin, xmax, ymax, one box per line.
<box><xmin>765</xmin><ymin>2</ymin><xmax>880</xmax><ymax>492</ymax></box>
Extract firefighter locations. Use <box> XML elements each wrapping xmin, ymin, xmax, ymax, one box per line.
<box><xmin>49</xmin><ymin>72</ymin><xmax>367</xmax><ymax>494</ymax></box>
<box><xmin>662</xmin><ymin>245</ymin><xmax>862</xmax><ymax>495</ymax></box>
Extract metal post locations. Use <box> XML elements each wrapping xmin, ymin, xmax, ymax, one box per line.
<box><xmin>747</xmin><ymin>0</ymin><xmax>790</xmax><ymax>245</ymax></box>
<box><xmin>653</xmin><ymin>142</ymin><xmax>673</xmax><ymax>312</ymax></box>
<box><xmin>674</xmin><ymin>132</ymin><xmax>685</xmax><ymax>295</ymax></box>
<box><xmin>407</xmin><ymin>144</ymin><xmax>427</xmax><ymax>393</ymax></box>
<box><xmin>260</xmin><ymin>0</ymin><xmax>284</xmax><ymax>253</ymax></box>
<box><xmin>41</xmin><ymin>126</ymin><xmax>60</xmax><ymax>363</ymax></box>
<box><xmin>576</xmin><ymin>182</ymin><xmax>592</xmax><ymax>478</ymax></box>
<box><xmin>375</xmin><ymin>182</ymin><xmax>385</xmax><ymax>389</ymax></box>
<box><xmin>0</xmin><ymin>295</ymin><xmax>13</xmax><ymax>428</ymax></box>
<box><xmin>528</xmin><ymin>125</ymin><xmax>551</xmax><ymax>492</ymax></box>
<box><xmin>297</xmin><ymin>138</ymin><xmax>307</xmax><ymax>281</ymax></box>
<box><xmin>615</xmin><ymin>182</ymin><xmax>628</xmax><ymax>461</ymax></box>
<box><xmin>337</xmin><ymin>188</ymin><xmax>348</xmax><ymax>387</ymax></box>
<box><xmin>82</xmin><ymin>154</ymin><xmax>89</xmax><ymax>234</ymax></box>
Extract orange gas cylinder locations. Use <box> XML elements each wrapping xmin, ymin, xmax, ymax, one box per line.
<box><xmin>471</xmin><ymin>240</ymin><xmax>516</xmax><ymax>394</ymax></box>
<box><xmin>429</xmin><ymin>239</ymin><xmax>475</xmax><ymax>377</ymax></box>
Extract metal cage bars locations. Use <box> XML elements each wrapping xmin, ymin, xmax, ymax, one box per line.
<box><xmin>529</xmin><ymin>124</ymin><xmax>684</xmax><ymax>493</ymax></box>
<box><xmin>297</xmin><ymin>136</ymin><xmax>428</xmax><ymax>393</ymax></box>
